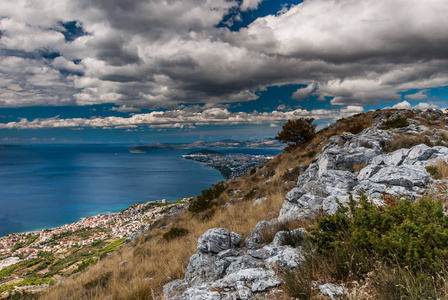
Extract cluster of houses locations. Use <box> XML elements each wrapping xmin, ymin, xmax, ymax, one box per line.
<box><xmin>0</xmin><ymin>201</ymin><xmax>180</xmax><ymax>261</ymax></box>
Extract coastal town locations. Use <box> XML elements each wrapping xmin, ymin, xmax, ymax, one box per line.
<box><xmin>182</xmin><ymin>150</ymin><xmax>274</xmax><ymax>179</ymax></box>
<box><xmin>0</xmin><ymin>199</ymin><xmax>187</xmax><ymax>296</ymax></box>
<box><xmin>0</xmin><ymin>199</ymin><xmax>183</xmax><ymax>261</ymax></box>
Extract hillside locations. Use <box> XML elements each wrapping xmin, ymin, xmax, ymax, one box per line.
<box><xmin>25</xmin><ymin>109</ymin><xmax>448</xmax><ymax>299</ymax></box>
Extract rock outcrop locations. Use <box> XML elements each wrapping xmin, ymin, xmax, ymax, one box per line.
<box><xmin>164</xmin><ymin>228</ymin><xmax>305</xmax><ymax>299</ymax></box>
<box><xmin>280</xmin><ymin>126</ymin><xmax>448</xmax><ymax>221</ymax></box>
<box><xmin>164</xmin><ymin>109</ymin><xmax>448</xmax><ymax>299</ymax></box>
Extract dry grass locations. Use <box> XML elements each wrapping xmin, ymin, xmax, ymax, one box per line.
<box><xmin>383</xmin><ymin>134</ymin><xmax>432</xmax><ymax>153</ymax></box>
<box><xmin>39</xmin><ymin>111</ymin><xmax>385</xmax><ymax>300</ymax></box>
<box><xmin>426</xmin><ymin>160</ymin><xmax>448</xmax><ymax>180</ymax></box>
<box><xmin>322</xmin><ymin>114</ymin><xmax>374</xmax><ymax>138</ymax></box>
<box><xmin>40</xmin><ymin>181</ymin><xmax>289</xmax><ymax>299</ymax></box>
<box><xmin>353</xmin><ymin>163</ymin><xmax>366</xmax><ymax>173</ymax></box>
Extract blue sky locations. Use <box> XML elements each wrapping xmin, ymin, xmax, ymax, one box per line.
<box><xmin>0</xmin><ymin>0</ymin><xmax>447</xmax><ymax>143</ymax></box>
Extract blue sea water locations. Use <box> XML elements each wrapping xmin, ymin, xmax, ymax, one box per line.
<box><xmin>0</xmin><ymin>145</ymin><xmax>281</xmax><ymax>237</ymax></box>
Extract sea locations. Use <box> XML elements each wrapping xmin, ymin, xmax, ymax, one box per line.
<box><xmin>0</xmin><ymin>145</ymin><xmax>281</xmax><ymax>238</ymax></box>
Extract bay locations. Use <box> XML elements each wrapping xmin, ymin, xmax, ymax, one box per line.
<box><xmin>0</xmin><ymin>145</ymin><xmax>281</xmax><ymax>237</ymax></box>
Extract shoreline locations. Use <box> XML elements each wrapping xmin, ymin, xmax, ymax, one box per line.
<box><xmin>0</xmin><ymin>199</ymin><xmax>171</xmax><ymax>240</ymax></box>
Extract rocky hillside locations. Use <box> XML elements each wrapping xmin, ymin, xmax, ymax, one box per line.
<box><xmin>39</xmin><ymin>109</ymin><xmax>448</xmax><ymax>300</ymax></box>
<box><xmin>160</xmin><ymin>109</ymin><xmax>448</xmax><ymax>299</ymax></box>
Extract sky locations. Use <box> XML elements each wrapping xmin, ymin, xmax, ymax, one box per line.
<box><xmin>0</xmin><ymin>0</ymin><xmax>448</xmax><ymax>144</ymax></box>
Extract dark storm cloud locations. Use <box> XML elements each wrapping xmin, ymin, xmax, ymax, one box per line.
<box><xmin>0</xmin><ymin>0</ymin><xmax>448</xmax><ymax>110</ymax></box>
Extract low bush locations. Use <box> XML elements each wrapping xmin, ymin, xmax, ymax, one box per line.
<box><xmin>84</xmin><ymin>272</ymin><xmax>112</xmax><ymax>291</ymax></box>
<box><xmin>382</xmin><ymin>116</ymin><xmax>409</xmax><ymax>129</ymax></box>
<box><xmin>281</xmin><ymin>166</ymin><xmax>303</xmax><ymax>182</ymax></box>
<box><xmin>426</xmin><ymin>160</ymin><xmax>448</xmax><ymax>179</ymax></box>
<box><xmin>76</xmin><ymin>257</ymin><xmax>98</xmax><ymax>273</ymax></box>
<box><xmin>312</xmin><ymin>193</ymin><xmax>448</xmax><ymax>274</ymax></box>
<box><xmin>243</xmin><ymin>188</ymin><xmax>258</xmax><ymax>201</ymax></box>
<box><xmin>162</xmin><ymin>227</ymin><xmax>189</xmax><ymax>241</ymax></box>
<box><xmin>188</xmin><ymin>183</ymin><xmax>226</xmax><ymax>213</ymax></box>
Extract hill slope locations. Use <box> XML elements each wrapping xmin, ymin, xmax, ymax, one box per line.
<box><xmin>38</xmin><ymin>109</ymin><xmax>448</xmax><ymax>300</ymax></box>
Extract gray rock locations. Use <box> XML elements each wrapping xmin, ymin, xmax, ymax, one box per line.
<box><xmin>285</xmin><ymin>187</ymin><xmax>305</xmax><ymax>203</ymax></box>
<box><xmin>368</xmin><ymin>165</ymin><xmax>429</xmax><ymax>188</ymax></box>
<box><xmin>237</xmin><ymin>285</ymin><xmax>253</xmax><ymax>299</ymax></box>
<box><xmin>225</xmin><ymin>255</ymin><xmax>264</xmax><ymax>275</ymax></box>
<box><xmin>319</xmin><ymin>283</ymin><xmax>346</xmax><ymax>299</ymax></box>
<box><xmin>244</xmin><ymin>232</ymin><xmax>263</xmax><ymax>250</ymax></box>
<box><xmin>322</xmin><ymin>195</ymin><xmax>351</xmax><ymax>215</ymax></box>
<box><xmin>197</xmin><ymin>228</ymin><xmax>242</xmax><ymax>254</ymax></box>
<box><xmin>169</xmin><ymin>285</ymin><xmax>221</xmax><ymax>300</ymax></box>
<box><xmin>263</xmin><ymin>246</ymin><xmax>303</xmax><ymax>268</ymax></box>
<box><xmin>403</xmin><ymin>144</ymin><xmax>436</xmax><ymax>164</ymax></box>
<box><xmin>119</xmin><ymin>260</ymin><xmax>128</xmax><ymax>267</ymax></box>
<box><xmin>320</xmin><ymin>170</ymin><xmax>358</xmax><ymax>195</ymax></box>
<box><xmin>270</xmin><ymin>228</ymin><xmax>306</xmax><ymax>247</ymax></box>
<box><xmin>216</xmin><ymin>249</ymin><xmax>241</xmax><ymax>260</ymax></box>
<box><xmin>253</xmin><ymin>197</ymin><xmax>268</xmax><ymax>205</ymax></box>
<box><xmin>278</xmin><ymin>193</ymin><xmax>323</xmax><ymax>221</ymax></box>
<box><xmin>164</xmin><ymin>279</ymin><xmax>190</xmax><ymax>298</ymax></box>
<box><xmin>213</xmin><ymin>268</ymin><xmax>281</xmax><ymax>293</ymax></box>
<box><xmin>185</xmin><ymin>252</ymin><xmax>230</xmax><ymax>283</ymax></box>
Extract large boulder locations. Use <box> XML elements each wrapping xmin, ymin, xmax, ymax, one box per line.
<box><xmin>197</xmin><ymin>228</ymin><xmax>242</xmax><ymax>254</ymax></box>
<box><xmin>184</xmin><ymin>252</ymin><xmax>230</xmax><ymax>283</ymax></box>
<box><xmin>212</xmin><ymin>268</ymin><xmax>282</xmax><ymax>293</ymax></box>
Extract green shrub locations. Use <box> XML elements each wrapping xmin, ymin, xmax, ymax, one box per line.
<box><xmin>76</xmin><ymin>257</ymin><xmax>98</xmax><ymax>273</ymax></box>
<box><xmin>348</xmin><ymin>122</ymin><xmax>366</xmax><ymax>134</ymax></box>
<box><xmin>243</xmin><ymin>188</ymin><xmax>258</xmax><ymax>201</ymax></box>
<box><xmin>281</xmin><ymin>166</ymin><xmax>303</xmax><ymax>182</ymax></box>
<box><xmin>382</xmin><ymin>116</ymin><xmax>410</xmax><ymax>129</ymax></box>
<box><xmin>162</xmin><ymin>227</ymin><xmax>189</xmax><ymax>241</ymax></box>
<box><xmin>301</xmin><ymin>151</ymin><xmax>316</xmax><ymax>159</ymax></box>
<box><xmin>84</xmin><ymin>272</ymin><xmax>112</xmax><ymax>291</ymax></box>
<box><xmin>426</xmin><ymin>165</ymin><xmax>438</xmax><ymax>176</ymax></box>
<box><xmin>281</xmin><ymin>267</ymin><xmax>311</xmax><ymax>300</ymax></box>
<box><xmin>312</xmin><ymin>194</ymin><xmax>448</xmax><ymax>273</ymax></box>
<box><xmin>188</xmin><ymin>182</ymin><xmax>226</xmax><ymax>213</ymax></box>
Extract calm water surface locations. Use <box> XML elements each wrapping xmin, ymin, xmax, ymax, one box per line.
<box><xmin>0</xmin><ymin>145</ymin><xmax>281</xmax><ymax>237</ymax></box>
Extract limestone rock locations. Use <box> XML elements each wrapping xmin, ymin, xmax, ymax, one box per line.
<box><xmin>185</xmin><ymin>252</ymin><xmax>229</xmax><ymax>283</ymax></box>
<box><xmin>270</xmin><ymin>228</ymin><xmax>306</xmax><ymax>247</ymax></box>
<box><xmin>319</xmin><ymin>283</ymin><xmax>346</xmax><ymax>299</ymax></box>
<box><xmin>213</xmin><ymin>268</ymin><xmax>281</xmax><ymax>293</ymax></box>
<box><xmin>197</xmin><ymin>228</ymin><xmax>242</xmax><ymax>254</ymax></box>
<box><xmin>164</xmin><ymin>279</ymin><xmax>190</xmax><ymax>298</ymax></box>
<box><xmin>244</xmin><ymin>232</ymin><xmax>263</xmax><ymax>250</ymax></box>
<box><xmin>169</xmin><ymin>285</ymin><xmax>221</xmax><ymax>300</ymax></box>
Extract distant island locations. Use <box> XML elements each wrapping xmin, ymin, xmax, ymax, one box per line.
<box><xmin>129</xmin><ymin>138</ymin><xmax>283</xmax><ymax>153</ymax></box>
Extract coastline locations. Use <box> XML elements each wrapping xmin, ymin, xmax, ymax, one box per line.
<box><xmin>0</xmin><ymin>145</ymin><xmax>226</xmax><ymax>238</ymax></box>
<box><xmin>0</xmin><ymin>198</ymin><xmax>187</xmax><ymax>262</ymax></box>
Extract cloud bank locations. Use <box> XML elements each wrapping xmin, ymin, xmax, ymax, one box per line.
<box><xmin>0</xmin><ymin>0</ymin><xmax>447</xmax><ymax>110</ymax></box>
<box><xmin>0</xmin><ymin>106</ymin><xmax>364</xmax><ymax>129</ymax></box>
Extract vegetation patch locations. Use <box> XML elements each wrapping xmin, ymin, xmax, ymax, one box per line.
<box><xmin>383</xmin><ymin>134</ymin><xmax>432</xmax><ymax>152</ymax></box>
<box><xmin>382</xmin><ymin>116</ymin><xmax>410</xmax><ymax>129</ymax></box>
<box><xmin>83</xmin><ymin>272</ymin><xmax>112</xmax><ymax>291</ymax></box>
<box><xmin>162</xmin><ymin>227</ymin><xmax>190</xmax><ymax>241</ymax></box>
<box><xmin>75</xmin><ymin>257</ymin><xmax>98</xmax><ymax>273</ymax></box>
<box><xmin>275</xmin><ymin>118</ymin><xmax>317</xmax><ymax>151</ymax></box>
<box><xmin>188</xmin><ymin>182</ymin><xmax>226</xmax><ymax>213</ymax></box>
<box><xmin>313</xmin><ymin>194</ymin><xmax>448</xmax><ymax>271</ymax></box>
<box><xmin>426</xmin><ymin>160</ymin><xmax>448</xmax><ymax>179</ymax></box>
<box><xmin>0</xmin><ymin>277</ymin><xmax>55</xmax><ymax>294</ymax></box>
